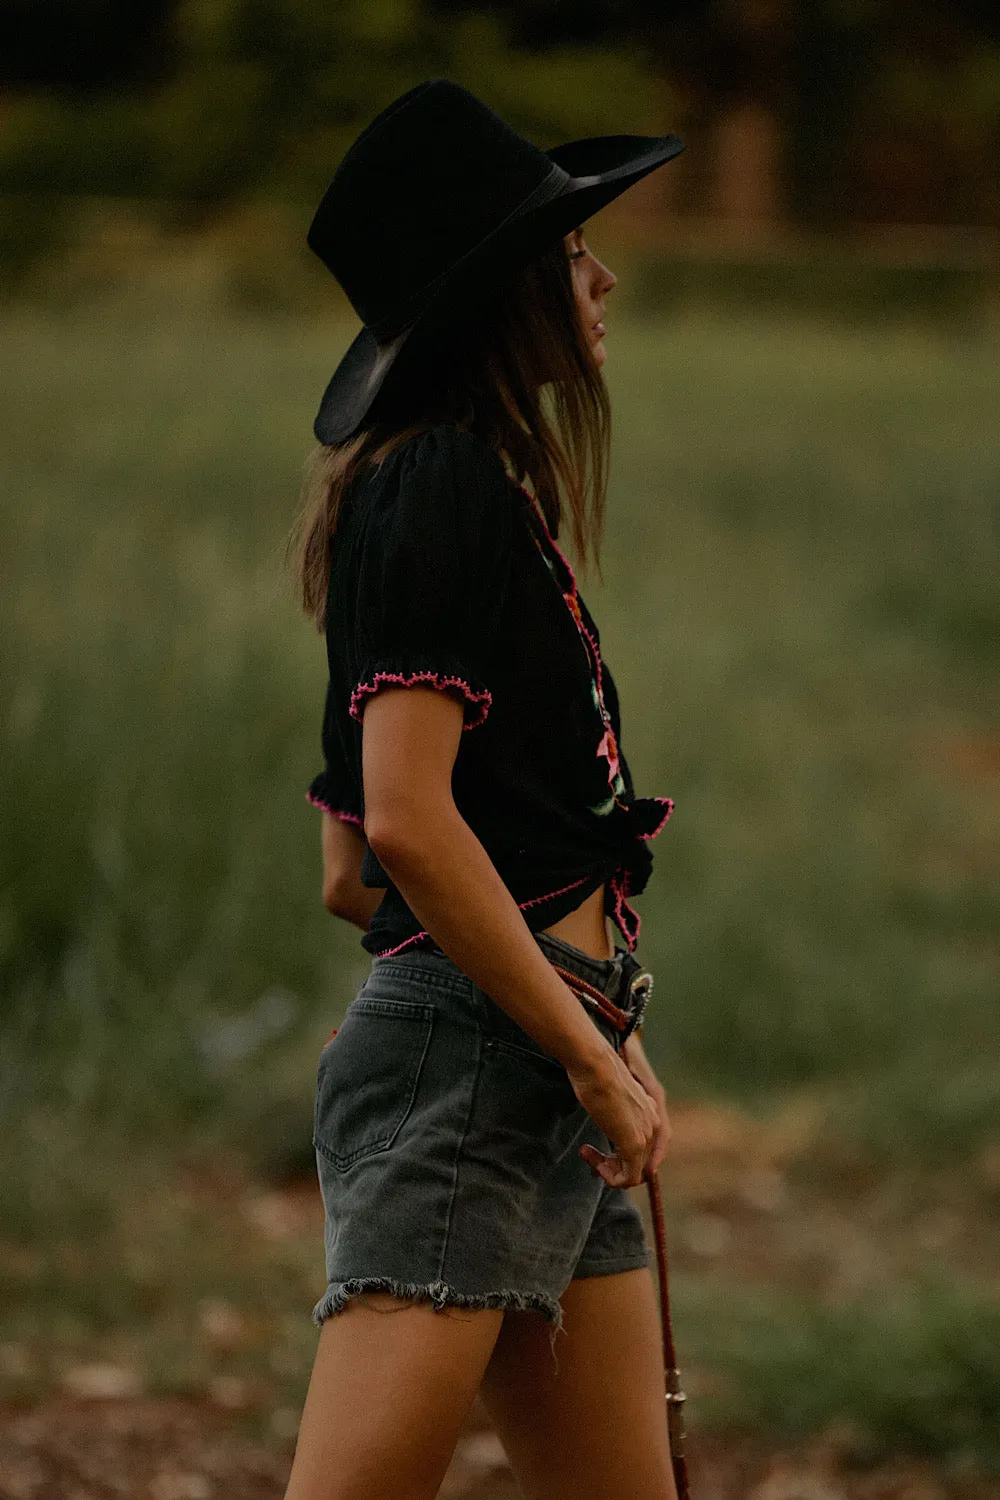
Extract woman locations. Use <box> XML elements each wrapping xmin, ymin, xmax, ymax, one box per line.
<box><xmin>286</xmin><ymin>81</ymin><xmax>685</xmax><ymax>1500</ymax></box>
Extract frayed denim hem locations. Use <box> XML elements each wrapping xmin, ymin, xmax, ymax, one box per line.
<box><xmin>312</xmin><ymin>1277</ymin><xmax>565</xmax><ymax>1362</ymax></box>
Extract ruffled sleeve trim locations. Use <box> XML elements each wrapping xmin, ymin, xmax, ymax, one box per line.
<box><xmin>349</xmin><ymin>665</ymin><xmax>492</xmax><ymax>730</ymax></box>
<box><xmin>306</xmin><ymin>772</ymin><xmax>364</xmax><ymax>828</ymax></box>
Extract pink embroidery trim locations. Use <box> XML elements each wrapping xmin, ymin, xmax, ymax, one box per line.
<box><xmin>517</xmin><ymin>482</ymin><xmax>675</xmax><ymax>836</ymax></box>
<box><xmin>521</xmin><ymin>491</ymin><xmax>604</xmax><ymax>688</ymax></box>
<box><xmin>514</xmin><ymin>482</ymin><xmax>577</xmax><ymax>582</ymax></box>
<box><xmin>349</xmin><ymin>671</ymin><xmax>491</xmax><ymax>730</ymax></box>
<box><xmin>520</xmin><ymin>488</ymin><xmax>628</xmax><ymax>813</ymax></box>
<box><xmin>608</xmin><ymin>868</ymin><xmax>641</xmax><ymax>951</ymax></box>
<box><xmin>518</xmin><ymin>874</ymin><xmax>594</xmax><ymax>910</ymax></box>
<box><xmin>306</xmin><ymin>790</ymin><xmax>364</xmax><ymax>828</ymax></box>
<box><xmin>375</xmin><ymin>930</ymin><xmax>434</xmax><ymax>959</ymax></box>
<box><xmin>373</xmin><ymin>874</ymin><xmax>595</xmax><ymax>958</ymax></box>
<box><xmin>639</xmin><ymin>797</ymin><xmax>674</xmax><ymax>840</ymax></box>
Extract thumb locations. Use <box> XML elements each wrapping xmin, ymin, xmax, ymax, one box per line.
<box><xmin>579</xmin><ymin>1143</ymin><xmax>608</xmax><ymax>1175</ymax></box>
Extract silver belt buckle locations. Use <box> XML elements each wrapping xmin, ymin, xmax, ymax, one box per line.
<box><xmin>627</xmin><ymin>967</ymin><xmax>654</xmax><ymax>1030</ymax></box>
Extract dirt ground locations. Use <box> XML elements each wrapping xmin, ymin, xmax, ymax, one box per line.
<box><xmin>3</xmin><ymin>1391</ymin><xmax>999</xmax><ymax>1500</ymax></box>
<box><xmin>3</xmin><ymin>1096</ymin><xmax>998</xmax><ymax>1500</ymax></box>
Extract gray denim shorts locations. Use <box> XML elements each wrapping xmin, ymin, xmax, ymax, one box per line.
<box><xmin>311</xmin><ymin>929</ymin><xmax>653</xmax><ymax>1352</ymax></box>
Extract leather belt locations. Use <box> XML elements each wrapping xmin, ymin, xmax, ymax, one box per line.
<box><xmin>549</xmin><ymin>949</ymin><xmax>654</xmax><ymax>1042</ymax></box>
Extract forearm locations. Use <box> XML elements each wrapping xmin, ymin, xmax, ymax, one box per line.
<box><xmin>320</xmin><ymin>811</ymin><xmax>384</xmax><ymax>931</ymax></box>
<box><xmin>328</xmin><ymin>877</ymin><xmax>384</xmax><ymax>932</ymax></box>
<box><xmin>369</xmin><ymin>807</ymin><xmax>611</xmax><ymax>1072</ymax></box>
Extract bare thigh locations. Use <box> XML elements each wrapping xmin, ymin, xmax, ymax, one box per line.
<box><xmin>283</xmin><ymin>1293</ymin><xmax>504</xmax><ymax>1500</ymax></box>
<box><xmin>479</xmin><ymin>1268</ymin><xmax>678</xmax><ymax>1500</ymax></box>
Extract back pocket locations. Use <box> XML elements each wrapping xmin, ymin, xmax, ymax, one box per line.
<box><xmin>314</xmin><ymin>997</ymin><xmax>435</xmax><ymax>1171</ymax></box>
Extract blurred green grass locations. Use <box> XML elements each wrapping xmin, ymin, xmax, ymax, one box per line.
<box><xmin>1</xmin><ymin>283</ymin><xmax>998</xmax><ymax>1458</ymax></box>
<box><xmin>599</xmin><ymin>313</ymin><xmax>999</xmax><ymax>1143</ymax></box>
<box><xmin>1</xmin><ymin>287</ymin><xmax>997</xmax><ymax>1153</ymax></box>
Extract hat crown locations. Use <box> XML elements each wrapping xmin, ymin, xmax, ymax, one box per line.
<box><xmin>308</xmin><ymin>80</ymin><xmax>558</xmax><ymax>333</ymax></box>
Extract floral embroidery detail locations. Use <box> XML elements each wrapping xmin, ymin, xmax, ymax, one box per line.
<box><xmin>521</xmin><ymin>491</ymin><xmax>629</xmax><ymax>816</ymax></box>
<box><xmin>306</xmin><ymin>790</ymin><xmax>364</xmax><ymax>828</ymax></box>
<box><xmin>350</xmin><ymin>670</ymin><xmax>491</xmax><ymax>729</ymax></box>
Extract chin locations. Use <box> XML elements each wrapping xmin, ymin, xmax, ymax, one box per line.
<box><xmin>593</xmin><ymin>341</ymin><xmax>607</xmax><ymax>369</ymax></box>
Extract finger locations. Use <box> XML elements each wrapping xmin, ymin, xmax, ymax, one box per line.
<box><xmin>603</xmin><ymin>1158</ymin><xmax>631</xmax><ymax>1188</ymax></box>
<box><xmin>609</xmin><ymin>1148</ymin><xmax>642</xmax><ymax>1189</ymax></box>
<box><xmin>636</xmin><ymin>1125</ymin><xmax>659</xmax><ymax>1182</ymax></box>
<box><xmin>583</xmin><ymin>1146</ymin><xmax>630</xmax><ymax>1190</ymax></box>
<box><xmin>649</xmin><ymin>1141</ymin><xmax>668</xmax><ymax>1175</ymax></box>
<box><xmin>648</xmin><ymin>1117</ymin><xmax>672</xmax><ymax>1174</ymax></box>
<box><xmin>578</xmin><ymin>1144</ymin><xmax>610</xmax><ymax>1178</ymax></box>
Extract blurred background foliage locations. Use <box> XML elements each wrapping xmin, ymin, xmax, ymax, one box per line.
<box><xmin>1</xmin><ymin>0</ymin><xmax>999</xmax><ymax>222</ymax></box>
<box><xmin>1</xmin><ymin>0</ymin><xmax>999</xmax><ymax>1476</ymax></box>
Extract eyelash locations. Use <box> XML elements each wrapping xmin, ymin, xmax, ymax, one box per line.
<box><xmin>568</xmin><ymin>248</ymin><xmax>586</xmax><ymax>261</ymax></box>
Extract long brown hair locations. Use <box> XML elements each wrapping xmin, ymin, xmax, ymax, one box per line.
<box><xmin>291</xmin><ymin>234</ymin><xmax>610</xmax><ymax>628</ymax></box>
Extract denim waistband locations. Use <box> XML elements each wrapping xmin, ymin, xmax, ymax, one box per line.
<box><xmin>531</xmin><ymin>929</ymin><xmax>653</xmax><ymax>1038</ymax></box>
<box><xmin>370</xmin><ymin>931</ymin><xmax>654</xmax><ymax>1041</ymax></box>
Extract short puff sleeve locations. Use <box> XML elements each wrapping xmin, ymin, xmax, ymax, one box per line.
<box><xmin>307</xmin><ymin>682</ymin><xmax>364</xmax><ymax>827</ymax></box>
<box><xmin>350</xmin><ymin>425</ymin><xmax>514</xmax><ymax>730</ymax></box>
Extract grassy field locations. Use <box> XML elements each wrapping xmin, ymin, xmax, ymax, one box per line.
<box><xmin>1</xmin><ymin>277</ymin><xmax>998</xmax><ymax>1468</ymax></box>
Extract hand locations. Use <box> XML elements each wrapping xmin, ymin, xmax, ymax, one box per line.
<box><xmin>564</xmin><ymin>1036</ymin><xmax>660</xmax><ymax>1189</ymax></box>
<box><xmin>619</xmin><ymin>1031</ymin><xmax>672</xmax><ymax>1175</ymax></box>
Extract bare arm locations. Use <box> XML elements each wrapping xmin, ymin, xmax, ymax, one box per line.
<box><xmin>361</xmin><ymin>685</ymin><xmax>658</xmax><ymax>1187</ymax></box>
<box><xmin>320</xmin><ymin>812</ymin><xmax>383</xmax><ymax>931</ymax></box>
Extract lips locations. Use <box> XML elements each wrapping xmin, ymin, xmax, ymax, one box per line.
<box><xmin>593</xmin><ymin>321</ymin><xmax>606</xmax><ymax>337</ymax></box>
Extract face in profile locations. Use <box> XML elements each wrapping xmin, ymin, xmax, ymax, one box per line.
<box><xmin>564</xmin><ymin>227</ymin><xmax>617</xmax><ymax>369</ymax></box>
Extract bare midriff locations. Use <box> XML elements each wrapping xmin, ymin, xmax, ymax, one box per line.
<box><xmin>539</xmin><ymin>882</ymin><xmax>615</xmax><ymax>961</ymax></box>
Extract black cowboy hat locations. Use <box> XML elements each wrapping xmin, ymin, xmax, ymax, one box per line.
<box><xmin>308</xmin><ymin>79</ymin><xmax>684</xmax><ymax>444</ymax></box>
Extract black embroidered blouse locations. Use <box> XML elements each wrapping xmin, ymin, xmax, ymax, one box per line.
<box><xmin>307</xmin><ymin>422</ymin><xmax>672</xmax><ymax>957</ymax></box>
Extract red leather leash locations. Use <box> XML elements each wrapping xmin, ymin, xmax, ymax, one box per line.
<box><xmin>548</xmin><ymin>960</ymin><xmax>690</xmax><ymax>1500</ymax></box>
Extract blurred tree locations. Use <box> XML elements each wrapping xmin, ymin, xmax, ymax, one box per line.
<box><xmin>0</xmin><ymin>0</ymin><xmax>996</xmax><ymax>223</ymax></box>
<box><xmin>850</xmin><ymin>3</ymin><xmax>1000</xmax><ymax>224</ymax></box>
<box><xmin>427</xmin><ymin>0</ymin><xmax>1000</xmax><ymax>225</ymax></box>
<box><xmin>0</xmin><ymin>0</ymin><xmax>655</xmax><ymax>201</ymax></box>
<box><xmin>0</xmin><ymin>0</ymin><xmax>176</xmax><ymax>90</ymax></box>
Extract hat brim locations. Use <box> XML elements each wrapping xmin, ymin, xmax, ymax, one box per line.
<box><xmin>313</xmin><ymin>132</ymin><xmax>684</xmax><ymax>444</ymax></box>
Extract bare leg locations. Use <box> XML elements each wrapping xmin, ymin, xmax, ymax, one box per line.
<box><xmin>479</xmin><ymin>1268</ymin><xmax>678</xmax><ymax>1500</ymax></box>
<box><xmin>284</xmin><ymin>1292</ymin><xmax>505</xmax><ymax>1500</ymax></box>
